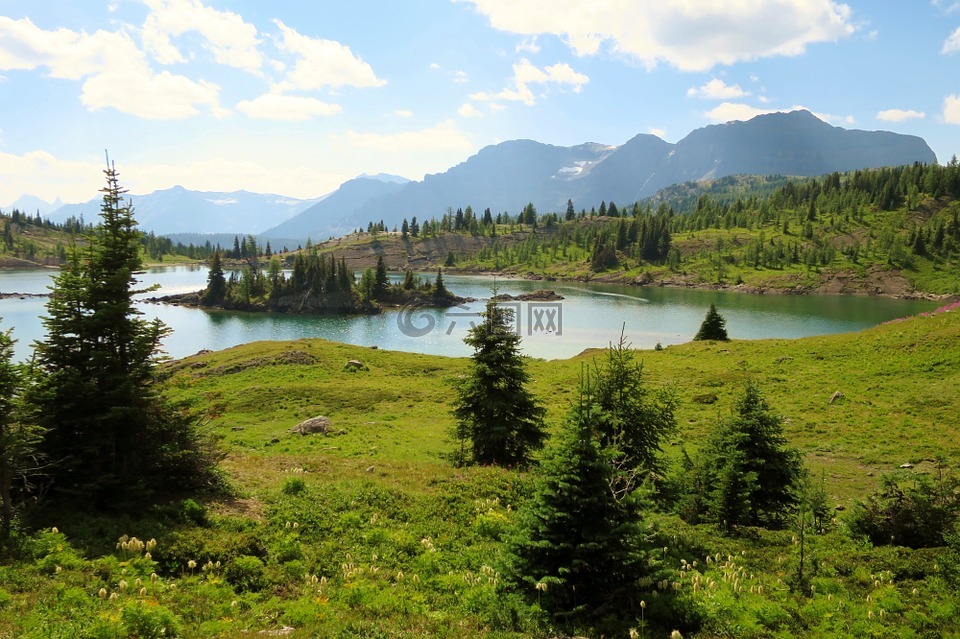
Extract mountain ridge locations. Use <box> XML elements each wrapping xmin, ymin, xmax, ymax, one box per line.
<box><xmin>265</xmin><ymin>109</ymin><xmax>936</xmax><ymax>241</ymax></box>
<box><xmin>8</xmin><ymin>110</ymin><xmax>937</xmax><ymax>241</ymax></box>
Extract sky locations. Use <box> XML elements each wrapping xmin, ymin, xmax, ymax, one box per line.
<box><xmin>1</xmin><ymin>0</ymin><xmax>960</xmax><ymax>208</ymax></box>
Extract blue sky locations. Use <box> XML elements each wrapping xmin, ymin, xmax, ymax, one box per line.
<box><xmin>1</xmin><ymin>0</ymin><xmax>960</xmax><ymax>207</ymax></box>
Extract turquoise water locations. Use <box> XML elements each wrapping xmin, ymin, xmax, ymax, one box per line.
<box><xmin>0</xmin><ymin>266</ymin><xmax>939</xmax><ymax>361</ymax></box>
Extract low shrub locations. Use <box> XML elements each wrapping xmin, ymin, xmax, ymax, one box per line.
<box><xmin>225</xmin><ymin>555</ymin><xmax>267</xmax><ymax>592</ymax></box>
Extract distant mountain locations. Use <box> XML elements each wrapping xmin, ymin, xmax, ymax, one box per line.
<box><xmin>648</xmin><ymin>110</ymin><xmax>936</xmax><ymax>191</ymax></box>
<box><xmin>47</xmin><ymin>187</ymin><xmax>322</xmax><ymax>235</ymax></box>
<box><xmin>3</xmin><ymin>194</ymin><xmax>64</xmax><ymax>217</ymax></box>
<box><xmin>263</xmin><ymin>110</ymin><xmax>936</xmax><ymax>242</ymax></box>
<box><xmin>261</xmin><ymin>176</ymin><xmax>410</xmax><ymax>240</ymax></box>
<box><xmin>265</xmin><ymin>141</ymin><xmax>617</xmax><ymax>240</ymax></box>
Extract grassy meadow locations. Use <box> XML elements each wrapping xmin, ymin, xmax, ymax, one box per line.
<box><xmin>3</xmin><ymin>301</ymin><xmax>960</xmax><ymax>638</ymax></box>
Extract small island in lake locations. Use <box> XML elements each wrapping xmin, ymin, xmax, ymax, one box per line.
<box><xmin>154</xmin><ymin>251</ymin><xmax>467</xmax><ymax>315</ymax></box>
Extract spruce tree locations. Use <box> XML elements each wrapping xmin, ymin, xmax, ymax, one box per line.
<box><xmin>374</xmin><ymin>255</ymin><xmax>388</xmax><ymax>298</ymax></box>
<box><xmin>0</xmin><ymin>324</ymin><xmax>42</xmax><ymax>544</ymax></box>
<box><xmin>507</xmin><ymin>369</ymin><xmax>650</xmax><ymax>625</ymax></box>
<box><xmin>30</xmin><ymin>161</ymin><xmax>218</xmax><ymax>505</ymax></box>
<box><xmin>591</xmin><ymin>331</ymin><xmax>677</xmax><ymax>481</ymax></box>
<box><xmin>452</xmin><ymin>298</ymin><xmax>546</xmax><ymax>467</ymax></box>
<box><xmin>694</xmin><ymin>303</ymin><xmax>729</xmax><ymax>341</ymax></box>
<box><xmin>698</xmin><ymin>383</ymin><xmax>802</xmax><ymax>532</ymax></box>
<box><xmin>202</xmin><ymin>249</ymin><xmax>227</xmax><ymax>304</ymax></box>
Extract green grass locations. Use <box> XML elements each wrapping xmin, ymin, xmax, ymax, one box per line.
<box><xmin>4</xmin><ymin>307</ymin><xmax>960</xmax><ymax>637</ymax></box>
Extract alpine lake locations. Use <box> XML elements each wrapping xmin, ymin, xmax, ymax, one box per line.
<box><xmin>0</xmin><ymin>265</ymin><xmax>940</xmax><ymax>362</ymax></box>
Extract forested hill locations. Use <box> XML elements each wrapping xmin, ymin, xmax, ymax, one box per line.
<box><xmin>0</xmin><ymin>208</ymin><xmax>216</xmax><ymax>268</ymax></box>
<box><xmin>306</xmin><ymin>162</ymin><xmax>960</xmax><ymax>298</ymax></box>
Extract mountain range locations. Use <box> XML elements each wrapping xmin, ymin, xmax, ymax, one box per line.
<box><xmin>11</xmin><ymin>110</ymin><xmax>937</xmax><ymax>242</ymax></box>
<box><xmin>41</xmin><ymin>187</ymin><xmax>323</xmax><ymax>236</ymax></box>
<box><xmin>262</xmin><ymin>110</ymin><xmax>936</xmax><ymax>241</ymax></box>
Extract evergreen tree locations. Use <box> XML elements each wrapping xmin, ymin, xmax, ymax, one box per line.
<box><xmin>202</xmin><ymin>249</ymin><xmax>227</xmax><ymax>304</ymax></box>
<box><xmin>451</xmin><ymin>298</ymin><xmax>546</xmax><ymax>467</ymax></box>
<box><xmin>358</xmin><ymin>268</ymin><xmax>376</xmax><ymax>302</ymax></box>
<box><xmin>693</xmin><ymin>303</ymin><xmax>728</xmax><ymax>341</ymax></box>
<box><xmin>590</xmin><ymin>332</ymin><xmax>677</xmax><ymax>482</ymax></box>
<box><xmin>402</xmin><ymin>269</ymin><xmax>415</xmax><ymax>290</ymax></box>
<box><xmin>374</xmin><ymin>255</ymin><xmax>388</xmax><ymax>298</ymax></box>
<box><xmin>2</xmin><ymin>221</ymin><xmax>12</xmax><ymax>250</ymax></box>
<box><xmin>589</xmin><ymin>236</ymin><xmax>617</xmax><ymax>271</ymax></box>
<box><xmin>433</xmin><ymin>268</ymin><xmax>450</xmax><ymax>299</ymax></box>
<box><xmin>507</xmin><ymin>369</ymin><xmax>651</xmax><ymax>625</ymax></box>
<box><xmin>0</xmin><ymin>324</ymin><xmax>43</xmax><ymax>544</ymax></box>
<box><xmin>30</xmin><ymin>161</ymin><xmax>219</xmax><ymax>505</ymax></box>
<box><xmin>697</xmin><ymin>383</ymin><xmax>802</xmax><ymax>532</ymax></box>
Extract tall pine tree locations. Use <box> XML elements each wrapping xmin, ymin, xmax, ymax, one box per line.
<box><xmin>30</xmin><ymin>160</ymin><xmax>218</xmax><ymax>505</ymax></box>
<box><xmin>202</xmin><ymin>249</ymin><xmax>227</xmax><ymax>304</ymax></box>
<box><xmin>451</xmin><ymin>298</ymin><xmax>546</xmax><ymax>467</ymax></box>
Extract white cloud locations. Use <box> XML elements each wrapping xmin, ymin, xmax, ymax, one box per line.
<box><xmin>236</xmin><ymin>94</ymin><xmax>341</xmax><ymax>121</ymax></box>
<box><xmin>945</xmin><ymin>94</ymin><xmax>960</xmax><ymax>124</ymax></box>
<box><xmin>394</xmin><ymin>109</ymin><xmax>413</xmax><ymax>117</ymax></box>
<box><xmin>273</xmin><ymin>19</ymin><xmax>385</xmax><ymax>91</ymax></box>
<box><xmin>141</xmin><ymin>0</ymin><xmax>263</xmax><ymax>72</ymax></box>
<box><xmin>0</xmin><ymin>16</ymin><xmax>225</xmax><ymax>119</ymax></box>
<box><xmin>943</xmin><ymin>26</ymin><xmax>960</xmax><ymax>53</ymax></box>
<box><xmin>453</xmin><ymin>70</ymin><xmax>469</xmax><ymax>83</ymax></box>
<box><xmin>877</xmin><ymin>109</ymin><xmax>926</xmax><ymax>122</ymax></box>
<box><xmin>933</xmin><ymin>1</ymin><xmax>960</xmax><ymax>13</ymax></box>
<box><xmin>0</xmin><ymin>150</ymin><xmax>105</xmax><ymax>204</ymax></box>
<box><xmin>340</xmin><ymin>120</ymin><xmax>473</xmax><ymax>153</ymax></box>
<box><xmin>460</xmin><ymin>0</ymin><xmax>855</xmax><ymax>72</ymax></box>
<box><xmin>131</xmin><ymin>157</ymin><xmax>347</xmax><ymax>200</ymax></box>
<box><xmin>458</xmin><ymin>102</ymin><xmax>482</xmax><ymax>117</ymax></box>
<box><xmin>83</xmin><ymin>66</ymin><xmax>225</xmax><ymax>119</ymax></box>
<box><xmin>516</xmin><ymin>36</ymin><xmax>540</xmax><ymax>53</ymax></box>
<box><xmin>0</xmin><ymin>149</ymin><xmax>352</xmax><ymax>203</ymax></box>
<box><xmin>470</xmin><ymin>58</ymin><xmax>588</xmax><ymax>106</ymax></box>
<box><xmin>703</xmin><ymin>102</ymin><xmax>853</xmax><ymax>126</ymax></box>
<box><xmin>648</xmin><ymin>127</ymin><xmax>666</xmax><ymax>138</ymax></box>
<box><xmin>687</xmin><ymin>78</ymin><xmax>749</xmax><ymax>100</ymax></box>
<box><xmin>704</xmin><ymin>102</ymin><xmax>773</xmax><ymax>122</ymax></box>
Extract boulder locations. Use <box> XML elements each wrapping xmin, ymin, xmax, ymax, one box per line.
<box><xmin>293</xmin><ymin>416</ymin><xmax>332</xmax><ymax>436</ymax></box>
<box><xmin>344</xmin><ymin>359</ymin><xmax>367</xmax><ymax>371</ymax></box>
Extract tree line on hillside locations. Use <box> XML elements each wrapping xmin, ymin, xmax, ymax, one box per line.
<box><xmin>0</xmin><ymin>206</ymin><xmax>224</xmax><ymax>264</ymax></box>
<box><xmin>348</xmin><ymin>160</ymin><xmax>960</xmax><ymax>280</ymax></box>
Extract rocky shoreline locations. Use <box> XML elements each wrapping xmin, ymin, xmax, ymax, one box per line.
<box><xmin>0</xmin><ymin>292</ymin><xmax>51</xmax><ymax>300</ymax></box>
<box><xmin>446</xmin><ymin>266</ymin><xmax>957</xmax><ymax>303</ymax></box>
